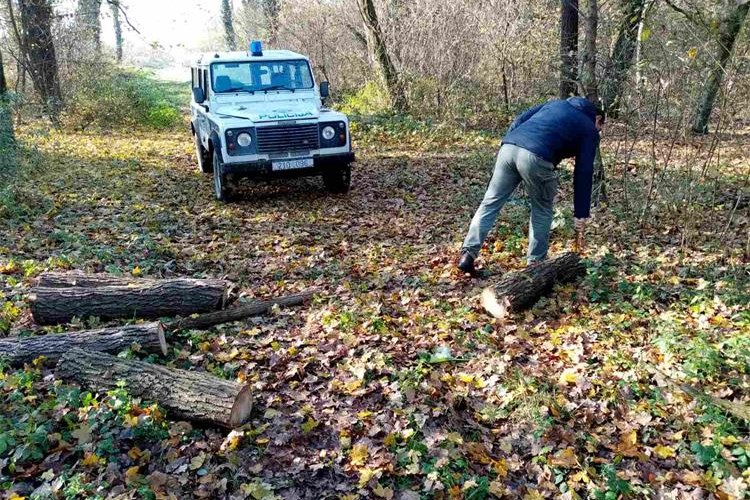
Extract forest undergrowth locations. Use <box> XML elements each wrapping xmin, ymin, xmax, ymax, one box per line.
<box><xmin>0</xmin><ymin>87</ymin><xmax>749</xmax><ymax>499</ymax></box>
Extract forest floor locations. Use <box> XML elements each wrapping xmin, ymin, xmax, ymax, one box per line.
<box><xmin>1</xmin><ymin>88</ymin><xmax>749</xmax><ymax>499</ymax></box>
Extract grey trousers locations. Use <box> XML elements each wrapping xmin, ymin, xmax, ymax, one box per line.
<box><xmin>462</xmin><ymin>144</ymin><xmax>558</xmax><ymax>262</ymax></box>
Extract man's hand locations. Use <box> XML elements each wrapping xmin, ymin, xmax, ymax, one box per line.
<box><xmin>574</xmin><ymin>217</ymin><xmax>587</xmax><ymax>253</ymax></box>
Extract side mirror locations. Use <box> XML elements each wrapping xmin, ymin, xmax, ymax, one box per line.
<box><xmin>192</xmin><ymin>87</ymin><xmax>206</xmax><ymax>104</ymax></box>
<box><xmin>320</xmin><ymin>81</ymin><xmax>330</xmax><ymax>99</ymax></box>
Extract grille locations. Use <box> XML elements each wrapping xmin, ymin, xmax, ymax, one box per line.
<box><xmin>256</xmin><ymin>124</ymin><xmax>319</xmax><ymax>155</ymax></box>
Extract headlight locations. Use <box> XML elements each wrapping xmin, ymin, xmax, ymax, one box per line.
<box><xmin>322</xmin><ymin>126</ymin><xmax>336</xmax><ymax>140</ymax></box>
<box><xmin>237</xmin><ymin>132</ymin><xmax>252</xmax><ymax>147</ymax></box>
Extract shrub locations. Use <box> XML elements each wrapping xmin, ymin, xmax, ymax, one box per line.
<box><xmin>63</xmin><ymin>64</ymin><xmax>183</xmax><ymax>130</ymax></box>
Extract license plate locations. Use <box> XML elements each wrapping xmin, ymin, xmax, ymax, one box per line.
<box><xmin>272</xmin><ymin>158</ymin><xmax>314</xmax><ymax>171</ymax></box>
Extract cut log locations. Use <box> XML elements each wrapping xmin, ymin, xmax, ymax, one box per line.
<box><xmin>36</xmin><ymin>271</ymin><xmax>156</xmax><ymax>288</ymax></box>
<box><xmin>481</xmin><ymin>252</ymin><xmax>586</xmax><ymax>319</ymax></box>
<box><xmin>57</xmin><ymin>348</ymin><xmax>253</xmax><ymax>428</ymax></box>
<box><xmin>30</xmin><ymin>278</ymin><xmax>229</xmax><ymax>325</ymax></box>
<box><xmin>0</xmin><ymin>323</ymin><xmax>166</xmax><ymax>366</ymax></box>
<box><xmin>168</xmin><ymin>291</ymin><xmax>315</xmax><ymax>331</ymax></box>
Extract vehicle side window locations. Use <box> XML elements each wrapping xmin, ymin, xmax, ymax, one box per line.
<box><xmin>202</xmin><ymin>70</ymin><xmax>209</xmax><ymax>96</ymax></box>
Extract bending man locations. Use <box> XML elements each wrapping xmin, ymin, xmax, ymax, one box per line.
<box><xmin>458</xmin><ymin>96</ymin><xmax>604</xmax><ymax>274</ymax></box>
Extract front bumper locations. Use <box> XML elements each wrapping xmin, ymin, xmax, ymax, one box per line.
<box><xmin>222</xmin><ymin>152</ymin><xmax>355</xmax><ymax>178</ymax></box>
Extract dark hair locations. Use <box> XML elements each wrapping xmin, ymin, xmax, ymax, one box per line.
<box><xmin>595</xmin><ymin>105</ymin><xmax>606</xmax><ymax>123</ymax></box>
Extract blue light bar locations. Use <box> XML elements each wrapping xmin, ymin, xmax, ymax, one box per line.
<box><xmin>250</xmin><ymin>40</ymin><xmax>263</xmax><ymax>56</ymax></box>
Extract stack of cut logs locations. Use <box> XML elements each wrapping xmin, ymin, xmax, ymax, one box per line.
<box><xmin>2</xmin><ymin>255</ymin><xmax>584</xmax><ymax>428</ymax></box>
<box><xmin>0</xmin><ymin>272</ymin><xmax>313</xmax><ymax>428</ymax></box>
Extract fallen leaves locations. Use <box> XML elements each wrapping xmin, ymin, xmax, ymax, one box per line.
<box><xmin>349</xmin><ymin>443</ymin><xmax>369</xmax><ymax>467</ymax></box>
<box><xmin>1</xmin><ymin>111</ymin><xmax>749</xmax><ymax>499</ymax></box>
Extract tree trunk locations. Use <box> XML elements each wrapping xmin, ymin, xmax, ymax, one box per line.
<box><xmin>601</xmin><ymin>0</ymin><xmax>646</xmax><ymax>116</ymax></box>
<box><xmin>0</xmin><ymin>323</ymin><xmax>166</xmax><ymax>366</ymax></box>
<box><xmin>57</xmin><ymin>349</ymin><xmax>253</xmax><ymax>428</ymax></box>
<box><xmin>30</xmin><ymin>278</ymin><xmax>229</xmax><ymax>325</ymax></box>
<box><xmin>110</xmin><ymin>0</ymin><xmax>124</xmax><ymax>62</ymax></box>
<box><xmin>167</xmin><ymin>291</ymin><xmax>315</xmax><ymax>331</ymax></box>
<box><xmin>17</xmin><ymin>0</ymin><xmax>63</xmax><ymax>124</ymax></box>
<box><xmin>36</xmin><ymin>271</ymin><xmax>158</xmax><ymax>288</ymax></box>
<box><xmin>691</xmin><ymin>2</ymin><xmax>749</xmax><ymax>134</ymax></box>
<box><xmin>560</xmin><ymin>0</ymin><xmax>579</xmax><ymax>98</ymax></box>
<box><xmin>357</xmin><ymin>0</ymin><xmax>407</xmax><ymax>112</ymax></box>
<box><xmin>75</xmin><ymin>0</ymin><xmax>103</xmax><ymax>53</ymax></box>
<box><xmin>262</xmin><ymin>0</ymin><xmax>280</xmax><ymax>45</ymax></box>
<box><xmin>580</xmin><ymin>0</ymin><xmax>599</xmax><ymax>101</ymax></box>
<box><xmin>0</xmin><ymin>50</ymin><xmax>14</xmax><ymax>152</ymax></box>
<box><xmin>481</xmin><ymin>252</ymin><xmax>586</xmax><ymax>319</ymax></box>
<box><xmin>221</xmin><ymin>0</ymin><xmax>237</xmax><ymax>50</ymax></box>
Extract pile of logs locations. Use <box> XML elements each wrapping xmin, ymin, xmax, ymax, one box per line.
<box><xmin>1</xmin><ymin>271</ymin><xmax>315</xmax><ymax>428</ymax></box>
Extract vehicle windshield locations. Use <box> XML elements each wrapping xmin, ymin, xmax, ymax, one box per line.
<box><xmin>211</xmin><ymin>60</ymin><xmax>314</xmax><ymax>93</ymax></box>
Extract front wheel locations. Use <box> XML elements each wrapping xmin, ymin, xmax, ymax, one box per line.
<box><xmin>213</xmin><ymin>150</ymin><xmax>231</xmax><ymax>201</ymax></box>
<box><xmin>322</xmin><ymin>164</ymin><xmax>351</xmax><ymax>193</ymax></box>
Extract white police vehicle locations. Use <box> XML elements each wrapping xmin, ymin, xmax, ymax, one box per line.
<box><xmin>190</xmin><ymin>41</ymin><xmax>354</xmax><ymax>201</ymax></box>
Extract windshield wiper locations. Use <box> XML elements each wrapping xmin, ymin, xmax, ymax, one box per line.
<box><xmin>263</xmin><ymin>85</ymin><xmax>296</xmax><ymax>93</ymax></box>
<box><xmin>219</xmin><ymin>86</ymin><xmax>255</xmax><ymax>94</ymax></box>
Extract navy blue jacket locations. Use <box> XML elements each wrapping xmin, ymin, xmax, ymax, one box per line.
<box><xmin>502</xmin><ymin>97</ymin><xmax>600</xmax><ymax>218</ymax></box>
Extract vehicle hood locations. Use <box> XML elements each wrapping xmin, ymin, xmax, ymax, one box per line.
<box><xmin>215</xmin><ymin>100</ymin><xmax>319</xmax><ymax>123</ymax></box>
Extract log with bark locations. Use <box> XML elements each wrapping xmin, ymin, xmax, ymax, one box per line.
<box><xmin>36</xmin><ymin>271</ymin><xmax>156</xmax><ymax>288</ymax></box>
<box><xmin>30</xmin><ymin>278</ymin><xmax>229</xmax><ymax>325</ymax></box>
<box><xmin>167</xmin><ymin>291</ymin><xmax>316</xmax><ymax>331</ymax></box>
<box><xmin>57</xmin><ymin>348</ymin><xmax>253</xmax><ymax>428</ymax></box>
<box><xmin>0</xmin><ymin>323</ymin><xmax>166</xmax><ymax>366</ymax></box>
<box><xmin>481</xmin><ymin>252</ymin><xmax>586</xmax><ymax>319</ymax></box>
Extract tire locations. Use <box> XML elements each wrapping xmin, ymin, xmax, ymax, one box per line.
<box><xmin>212</xmin><ymin>149</ymin><xmax>231</xmax><ymax>201</ymax></box>
<box><xmin>194</xmin><ymin>132</ymin><xmax>212</xmax><ymax>174</ymax></box>
<box><xmin>322</xmin><ymin>164</ymin><xmax>351</xmax><ymax>194</ymax></box>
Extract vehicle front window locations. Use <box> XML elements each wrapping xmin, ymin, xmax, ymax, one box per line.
<box><xmin>211</xmin><ymin>60</ymin><xmax>314</xmax><ymax>93</ymax></box>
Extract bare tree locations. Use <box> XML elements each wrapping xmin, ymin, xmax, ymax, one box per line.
<box><xmin>357</xmin><ymin>0</ymin><xmax>406</xmax><ymax>112</ymax></box>
<box><xmin>580</xmin><ymin>0</ymin><xmax>598</xmax><ymax>101</ymax></box>
<box><xmin>672</xmin><ymin>0</ymin><xmax>750</xmax><ymax>133</ymax></box>
<box><xmin>75</xmin><ymin>0</ymin><xmax>103</xmax><ymax>52</ymax></box>
<box><xmin>601</xmin><ymin>0</ymin><xmax>647</xmax><ymax>115</ymax></box>
<box><xmin>560</xmin><ymin>0</ymin><xmax>579</xmax><ymax>97</ymax></box>
<box><xmin>0</xmin><ymin>50</ymin><xmax>14</xmax><ymax>152</ymax></box>
<box><xmin>262</xmin><ymin>0</ymin><xmax>280</xmax><ymax>44</ymax></box>
<box><xmin>222</xmin><ymin>0</ymin><xmax>237</xmax><ymax>50</ymax></box>
<box><xmin>6</xmin><ymin>0</ymin><xmax>63</xmax><ymax>124</ymax></box>
<box><xmin>110</xmin><ymin>0</ymin><xmax>124</xmax><ymax>62</ymax></box>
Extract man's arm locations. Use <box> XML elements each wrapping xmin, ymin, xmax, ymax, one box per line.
<box><xmin>573</xmin><ymin>131</ymin><xmax>599</xmax><ymax>218</ymax></box>
<box><xmin>507</xmin><ymin>102</ymin><xmax>546</xmax><ymax>132</ymax></box>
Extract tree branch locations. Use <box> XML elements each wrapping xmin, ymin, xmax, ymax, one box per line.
<box><xmin>663</xmin><ymin>0</ymin><xmax>709</xmax><ymax>29</ymax></box>
<box><xmin>105</xmin><ymin>0</ymin><xmax>140</xmax><ymax>34</ymax></box>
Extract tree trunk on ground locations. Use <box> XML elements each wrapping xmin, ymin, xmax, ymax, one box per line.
<box><xmin>560</xmin><ymin>0</ymin><xmax>579</xmax><ymax>98</ymax></box>
<box><xmin>691</xmin><ymin>2</ymin><xmax>749</xmax><ymax>134</ymax></box>
<box><xmin>57</xmin><ymin>349</ymin><xmax>253</xmax><ymax>428</ymax></box>
<box><xmin>110</xmin><ymin>0</ymin><xmax>124</xmax><ymax>62</ymax></box>
<box><xmin>357</xmin><ymin>0</ymin><xmax>407</xmax><ymax>112</ymax></box>
<box><xmin>17</xmin><ymin>0</ymin><xmax>63</xmax><ymax>124</ymax></box>
<box><xmin>221</xmin><ymin>0</ymin><xmax>237</xmax><ymax>50</ymax></box>
<box><xmin>30</xmin><ymin>278</ymin><xmax>229</xmax><ymax>325</ymax></box>
<box><xmin>76</xmin><ymin>0</ymin><xmax>103</xmax><ymax>53</ymax></box>
<box><xmin>601</xmin><ymin>0</ymin><xmax>647</xmax><ymax>116</ymax></box>
<box><xmin>0</xmin><ymin>323</ymin><xmax>166</xmax><ymax>366</ymax></box>
<box><xmin>481</xmin><ymin>252</ymin><xmax>586</xmax><ymax>319</ymax></box>
<box><xmin>36</xmin><ymin>271</ymin><xmax>158</xmax><ymax>288</ymax></box>
<box><xmin>167</xmin><ymin>291</ymin><xmax>315</xmax><ymax>331</ymax></box>
<box><xmin>0</xmin><ymin>51</ymin><xmax>14</xmax><ymax>152</ymax></box>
